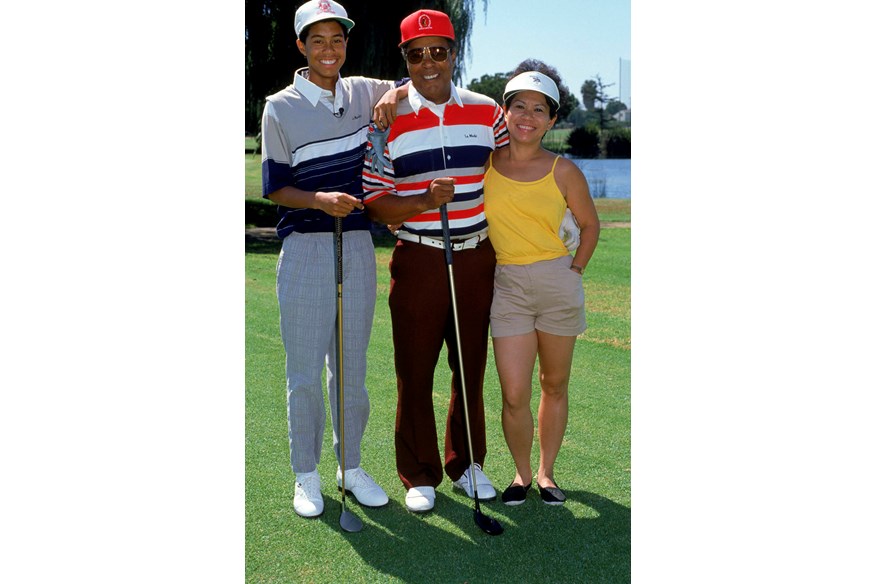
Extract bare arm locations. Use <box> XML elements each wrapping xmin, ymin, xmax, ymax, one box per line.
<box><xmin>556</xmin><ymin>159</ymin><xmax>600</xmax><ymax>272</ymax></box>
<box><xmin>267</xmin><ymin>186</ymin><xmax>363</xmax><ymax>218</ymax></box>
<box><xmin>372</xmin><ymin>82</ymin><xmax>410</xmax><ymax>130</ymax></box>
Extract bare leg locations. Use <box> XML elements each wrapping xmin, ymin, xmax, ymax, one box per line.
<box><xmin>534</xmin><ymin>330</ymin><xmax>576</xmax><ymax>488</ymax></box>
<box><xmin>494</xmin><ymin>332</ymin><xmax>538</xmax><ymax>486</ymax></box>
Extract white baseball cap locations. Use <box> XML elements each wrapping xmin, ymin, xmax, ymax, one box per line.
<box><xmin>503</xmin><ymin>71</ymin><xmax>560</xmax><ymax>110</ymax></box>
<box><xmin>294</xmin><ymin>0</ymin><xmax>355</xmax><ymax>39</ymax></box>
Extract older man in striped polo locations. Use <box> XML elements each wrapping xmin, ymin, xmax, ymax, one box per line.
<box><xmin>363</xmin><ymin>9</ymin><xmax>509</xmax><ymax>513</ymax></box>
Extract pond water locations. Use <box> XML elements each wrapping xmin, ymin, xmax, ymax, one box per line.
<box><xmin>569</xmin><ymin>158</ymin><xmax>631</xmax><ymax>199</ymax></box>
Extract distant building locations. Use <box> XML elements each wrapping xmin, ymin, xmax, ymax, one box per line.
<box><xmin>613</xmin><ymin>108</ymin><xmax>631</xmax><ymax>125</ymax></box>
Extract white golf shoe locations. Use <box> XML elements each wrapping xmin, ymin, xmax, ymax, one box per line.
<box><xmin>336</xmin><ymin>467</ymin><xmax>389</xmax><ymax>508</ymax></box>
<box><xmin>405</xmin><ymin>486</ymin><xmax>436</xmax><ymax>512</ymax></box>
<box><xmin>452</xmin><ymin>463</ymin><xmax>497</xmax><ymax>500</ymax></box>
<box><xmin>293</xmin><ymin>472</ymin><xmax>324</xmax><ymax>518</ymax></box>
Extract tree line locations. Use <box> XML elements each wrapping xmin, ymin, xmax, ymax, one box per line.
<box><xmin>467</xmin><ymin>70</ymin><xmax>630</xmax><ymax>159</ymax></box>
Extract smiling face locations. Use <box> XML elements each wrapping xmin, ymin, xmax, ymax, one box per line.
<box><xmin>403</xmin><ymin>36</ymin><xmax>455</xmax><ymax>104</ymax></box>
<box><xmin>297</xmin><ymin>20</ymin><xmax>347</xmax><ymax>91</ymax></box>
<box><xmin>504</xmin><ymin>90</ymin><xmax>557</xmax><ymax>144</ymax></box>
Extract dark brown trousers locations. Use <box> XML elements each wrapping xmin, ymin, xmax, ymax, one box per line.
<box><xmin>388</xmin><ymin>238</ymin><xmax>496</xmax><ymax>489</ymax></box>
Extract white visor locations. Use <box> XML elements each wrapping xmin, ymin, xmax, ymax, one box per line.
<box><xmin>503</xmin><ymin>71</ymin><xmax>560</xmax><ymax>109</ymax></box>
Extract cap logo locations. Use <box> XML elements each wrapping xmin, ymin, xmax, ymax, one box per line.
<box><xmin>317</xmin><ymin>0</ymin><xmax>334</xmax><ymax>15</ymax></box>
<box><xmin>418</xmin><ymin>14</ymin><xmax>432</xmax><ymax>30</ymax></box>
<box><xmin>529</xmin><ymin>74</ymin><xmax>542</xmax><ymax>85</ymax></box>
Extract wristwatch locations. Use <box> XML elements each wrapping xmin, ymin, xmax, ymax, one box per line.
<box><xmin>570</xmin><ymin>264</ymin><xmax>584</xmax><ymax>275</ymax></box>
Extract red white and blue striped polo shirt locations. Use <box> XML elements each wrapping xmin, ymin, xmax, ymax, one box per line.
<box><xmin>362</xmin><ymin>84</ymin><xmax>509</xmax><ymax>240</ymax></box>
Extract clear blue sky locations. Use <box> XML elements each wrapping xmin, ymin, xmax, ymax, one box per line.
<box><xmin>460</xmin><ymin>0</ymin><xmax>631</xmax><ymax>107</ymax></box>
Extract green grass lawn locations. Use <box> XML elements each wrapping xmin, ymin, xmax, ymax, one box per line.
<box><xmin>543</xmin><ymin>127</ymin><xmax>572</xmax><ymax>154</ymax></box>
<box><xmin>246</xmin><ymin>226</ymin><xmax>631</xmax><ymax>582</ymax></box>
<box><xmin>592</xmin><ymin>199</ymin><xmax>631</xmax><ymax>224</ymax></box>
<box><xmin>246</xmin><ymin>150</ymin><xmax>262</xmax><ymax>200</ymax></box>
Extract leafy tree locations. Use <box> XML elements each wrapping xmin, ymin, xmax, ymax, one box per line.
<box><xmin>581</xmin><ymin>79</ymin><xmax>597</xmax><ymax>110</ymax></box>
<box><xmin>577</xmin><ymin>110</ymin><xmax>603</xmax><ymax>128</ymax></box>
<box><xmin>605</xmin><ymin>99</ymin><xmax>628</xmax><ymax>117</ymax></box>
<box><xmin>560</xmin><ymin>92</ymin><xmax>581</xmax><ymax>124</ymax></box>
<box><xmin>466</xmin><ymin>71</ymin><xmax>509</xmax><ymax>105</ymax></box>
<box><xmin>566</xmin><ymin>126</ymin><xmax>600</xmax><ymax>158</ymax></box>
<box><xmin>578</xmin><ymin>74</ymin><xmax>615</xmax><ymax>130</ymax></box>
<box><xmin>246</xmin><ymin>0</ymin><xmax>488</xmax><ymax>134</ymax></box>
<box><xmin>565</xmin><ymin>107</ymin><xmax>589</xmax><ymax>128</ymax></box>
<box><xmin>602</xmin><ymin>128</ymin><xmax>631</xmax><ymax>158</ymax></box>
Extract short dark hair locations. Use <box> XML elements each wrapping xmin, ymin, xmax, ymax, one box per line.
<box><xmin>506</xmin><ymin>59</ymin><xmax>567</xmax><ymax>119</ymax></box>
<box><xmin>299</xmin><ymin>20</ymin><xmax>350</xmax><ymax>43</ymax></box>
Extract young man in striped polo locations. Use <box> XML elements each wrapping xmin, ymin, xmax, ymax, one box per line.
<box><xmin>260</xmin><ymin>0</ymin><xmax>402</xmax><ymax>519</ymax></box>
<box><xmin>362</xmin><ymin>9</ymin><xmax>509</xmax><ymax>513</ymax></box>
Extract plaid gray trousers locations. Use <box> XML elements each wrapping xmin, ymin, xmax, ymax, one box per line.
<box><xmin>276</xmin><ymin>230</ymin><xmax>376</xmax><ymax>475</ymax></box>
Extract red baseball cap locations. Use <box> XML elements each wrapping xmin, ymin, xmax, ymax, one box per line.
<box><xmin>399</xmin><ymin>9</ymin><xmax>455</xmax><ymax>47</ymax></box>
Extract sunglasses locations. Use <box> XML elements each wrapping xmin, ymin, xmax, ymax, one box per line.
<box><xmin>403</xmin><ymin>46</ymin><xmax>450</xmax><ymax>65</ymax></box>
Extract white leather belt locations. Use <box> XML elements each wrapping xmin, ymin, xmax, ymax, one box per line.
<box><xmin>396</xmin><ymin>231</ymin><xmax>486</xmax><ymax>251</ymax></box>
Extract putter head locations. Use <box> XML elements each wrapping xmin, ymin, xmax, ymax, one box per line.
<box><xmin>474</xmin><ymin>509</ymin><xmax>504</xmax><ymax>536</ymax></box>
<box><xmin>340</xmin><ymin>509</ymin><xmax>363</xmax><ymax>533</ymax></box>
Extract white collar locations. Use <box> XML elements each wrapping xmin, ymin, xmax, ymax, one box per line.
<box><xmin>408</xmin><ymin>82</ymin><xmax>463</xmax><ymax>114</ymax></box>
<box><xmin>292</xmin><ymin>67</ymin><xmax>345</xmax><ymax>115</ymax></box>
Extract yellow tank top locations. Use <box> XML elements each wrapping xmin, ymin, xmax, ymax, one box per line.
<box><xmin>484</xmin><ymin>154</ymin><xmax>569</xmax><ymax>265</ymax></box>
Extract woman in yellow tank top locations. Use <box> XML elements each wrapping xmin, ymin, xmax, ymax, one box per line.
<box><xmin>483</xmin><ymin>64</ymin><xmax>600</xmax><ymax>506</ymax></box>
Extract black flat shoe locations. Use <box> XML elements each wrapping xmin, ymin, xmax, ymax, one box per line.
<box><xmin>538</xmin><ymin>482</ymin><xmax>566</xmax><ymax>505</ymax></box>
<box><xmin>501</xmin><ymin>482</ymin><xmax>531</xmax><ymax>506</ymax></box>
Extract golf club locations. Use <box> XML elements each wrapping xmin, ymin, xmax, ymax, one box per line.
<box><xmin>439</xmin><ymin>204</ymin><xmax>504</xmax><ymax>536</ymax></box>
<box><xmin>335</xmin><ymin>216</ymin><xmax>363</xmax><ymax>533</ymax></box>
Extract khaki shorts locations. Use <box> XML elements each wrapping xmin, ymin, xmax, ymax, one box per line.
<box><xmin>490</xmin><ymin>255</ymin><xmax>586</xmax><ymax>338</ymax></box>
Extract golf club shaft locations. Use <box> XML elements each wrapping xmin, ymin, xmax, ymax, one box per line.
<box><xmin>335</xmin><ymin>217</ymin><xmax>348</xmax><ymax>507</ymax></box>
<box><xmin>434</xmin><ymin>147</ymin><xmax>502</xmax><ymax>535</ymax></box>
<box><xmin>335</xmin><ymin>217</ymin><xmax>363</xmax><ymax>533</ymax></box>
<box><xmin>439</xmin><ymin>205</ymin><xmax>480</xmax><ymax>496</ymax></box>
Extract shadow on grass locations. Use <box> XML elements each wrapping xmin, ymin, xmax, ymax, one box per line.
<box><xmin>245</xmin><ymin>231</ymin><xmax>282</xmax><ymax>255</ymax></box>
<box><xmin>320</xmin><ymin>488</ymin><xmax>630</xmax><ymax>583</ymax></box>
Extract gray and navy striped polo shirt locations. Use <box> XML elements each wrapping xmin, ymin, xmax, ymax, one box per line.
<box><xmin>261</xmin><ymin>69</ymin><xmax>395</xmax><ymax>238</ymax></box>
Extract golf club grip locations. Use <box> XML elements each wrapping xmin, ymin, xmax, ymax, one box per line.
<box><xmin>439</xmin><ymin>204</ymin><xmax>453</xmax><ymax>265</ymax></box>
<box><xmin>335</xmin><ymin>217</ymin><xmax>343</xmax><ymax>284</ymax></box>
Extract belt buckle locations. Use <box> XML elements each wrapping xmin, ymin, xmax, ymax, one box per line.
<box><xmin>453</xmin><ymin>235</ymin><xmax>479</xmax><ymax>251</ymax></box>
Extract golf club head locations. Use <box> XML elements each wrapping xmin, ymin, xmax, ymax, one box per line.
<box><xmin>339</xmin><ymin>509</ymin><xmax>363</xmax><ymax>533</ymax></box>
<box><xmin>474</xmin><ymin>509</ymin><xmax>504</xmax><ymax>536</ymax></box>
